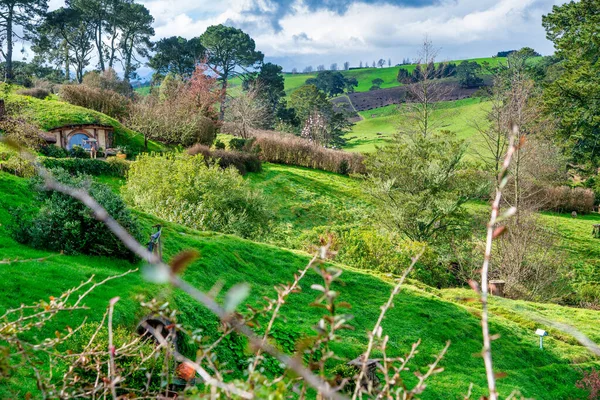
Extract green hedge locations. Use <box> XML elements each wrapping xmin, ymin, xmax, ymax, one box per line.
<box><xmin>40</xmin><ymin>157</ymin><xmax>130</xmax><ymax>177</ymax></box>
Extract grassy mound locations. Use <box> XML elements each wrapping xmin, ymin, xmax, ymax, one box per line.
<box><xmin>1</xmin><ymin>88</ymin><xmax>162</xmax><ymax>153</ymax></box>
<box><xmin>0</xmin><ymin>171</ymin><xmax>598</xmax><ymax>399</ymax></box>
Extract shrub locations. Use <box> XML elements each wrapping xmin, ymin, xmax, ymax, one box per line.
<box><xmin>249</xmin><ymin>131</ymin><xmax>365</xmax><ymax>175</ymax></box>
<box><xmin>69</xmin><ymin>145</ymin><xmax>90</xmax><ymax>159</ymax></box>
<box><xmin>16</xmin><ymin>87</ymin><xmax>50</xmax><ymax>99</ymax></box>
<box><xmin>229</xmin><ymin>137</ymin><xmax>248</xmax><ymax>151</ymax></box>
<box><xmin>0</xmin><ymin>117</ymin><xmax>46</xmax><ymax>150</ymax></box>
<box><xmin>214</xmin><ymin>140</ymin><xmax>226</xmax><ymax>150</ymax></box>
<box><xmin>81</xmin><ymin>69</ymin><xmax>133</xmax><ymax>97</ymax></box>
<box><xmin>187</xmin><ymin>144</ymin><xmax>261</xmax><ymax>175</ymax></box>
<box><xmin>0</xmin><ymin>152</ymin><xmax>35</xmax><ymax>177</ymax></box>
<box><xmin>10</xmin><ymin>170</ymin><xmax>141</xmax><ymax>260</ymax></box>
<box><xmin>124</xmin><ymin>153</ymin><xmax>271</xmax><ymax>238</ymax></box>
<box><xmin>39</xmin><ymin>145</ymin><xmax>68</xmax><ymax>158</ymax></box>
<box><xmin>40</xmin><ymin>157</ymin><xmax>130</xmax><ymax>177</ymax></box>
<box><xmin>59</xmin><ymin>84</ymin><xmax>131</xmax><ymax>120</ymax></box>
<box><xmin>542</xmin><ymin>186</ymin><xmax>595</xmax><ymax>213</ymax></box>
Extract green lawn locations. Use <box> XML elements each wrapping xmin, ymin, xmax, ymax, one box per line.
<box><xmin>0</xmin><ymin>170</ymin><xmax>598</xmax><ymax>399</ymax></box>
<box><xmin>343</xmin><ymin>97</ymin><xmax>491</xmax><ymax>153</ymax></box>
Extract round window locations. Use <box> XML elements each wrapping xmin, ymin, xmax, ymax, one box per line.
<box><xmin>67</xmin><ymin>133</ymin><xmax>90</xmax><ymax>150</ymax></box>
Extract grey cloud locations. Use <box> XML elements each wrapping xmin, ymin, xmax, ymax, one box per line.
<box><xmin>244</xmin><ymin>0</ymin><xmax>445</xmax><ymax>31</ymax></box>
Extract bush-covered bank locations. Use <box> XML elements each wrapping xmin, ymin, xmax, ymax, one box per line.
<box><xmin>0</xmin><ymin>170</ymin><xmax>597</xmax><ymax>400</ymax></box>
<box><xmin>187</xmin><ymin>144</ymin><xmax>261</xmax><ymax>175</ymax></box>
<box><xmin>41</xmin><ymin>156</ymin><xmax>130</xmax><ymax>177</ymax></box>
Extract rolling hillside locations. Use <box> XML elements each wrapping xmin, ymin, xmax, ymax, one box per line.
<box><xmin>0</xmin><ymin>170</ymin><xmax>598</xmax><ymax>399</ymax></box>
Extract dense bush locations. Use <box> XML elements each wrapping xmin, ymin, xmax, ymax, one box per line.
<box><xmin>69</xmin><ymin>145</ymin><xmax>90</xmax><ymax>159</ymax></box>
<box><xmin>10</xmin><ymin>170</ymin><xmax>141</xmax><ymax>260</ymax></box>
<box><xmin>543</xmin><ymin>186</ymin><xmax>595</xmax><ymax>213</ymax></box>
<box><xmin>249</xmin><ymin>131</ymin><xmax>365</xmax><ymax>175</ymax></box>
<box><xmin>40</xmin><ymin>157</ymin><xmax>130</xmax><ymax>177</ymax></box>
<box><xmin>39</xmin><ymin>145</ymin><xmax>68</xmax><ymax>158</ymax></box>
<box><xmin>0</xmin><ymin>117</ymin><xmax>46</xmax><ymax>150</ymax></box>
<box><xmin>124</xmin><ymin>153</ymin><xmax>271</xmax><ymax>238</ymax></box>
<box><xmin>0</xmin><ymin>150</ymin><xmax>35</xmax><ymax>177</ymax></box>
<box><xmin>16</xmin><ymin>88</ymin><xmax>50</xmax><ymax>99</ymax></box>
<box><xmin>59</xmin><ymin>84</ymin><xmax>131</xmax><ymax>120</ymax></box>
<box><xmin>187</xmin><ymin>144</ymin><xmax>261</xmax><ymax>175</ymax></box>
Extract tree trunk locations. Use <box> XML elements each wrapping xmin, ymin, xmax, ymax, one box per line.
<box><xmin>219</xmin><ymin>77</ymin><xmax>228</xmax><ymax>120</ymax></box>
<box><xmin>96</xmin><ymin>24</ymin><xmax>105</xmax><ymax>71</ymax></box>
<box><xmin>64</xmin><ymin>41</ymin><xmax>70</xmax><ymax>81</ymax></box>
<box><xmin>5</xmin><ymin>8</ymin><xmax>13</xmax><ymax>81</ymax></box>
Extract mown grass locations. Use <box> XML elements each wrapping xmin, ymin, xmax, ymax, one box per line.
<box><xmin>0</xmin><ymin>171</ymin><xmax>597</xmax><ymax>399</ymax></box>
<box><xmin>1</xmin><ymin>87</ymin><xmax>162</xmax><ymax>153</ymax></box>
<box><xmin>343</xmin><ymin>97</ymin><xmax>491</xmax><ymax>153</ymax></box>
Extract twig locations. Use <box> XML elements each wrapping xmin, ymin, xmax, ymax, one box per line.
<box><xmin>108</xmin><ymin>296</ymin><xmax>119</xmax><ymax>399</ymax></box>
<box><xmin>352</xmin><ymin>250</ymin><xmax>423</xmax><ymax>399</ymax></box>
<box><xmin>479</xmin><ymin>125</ymin><xmax>518</xmax><ymax>400</ymax></box>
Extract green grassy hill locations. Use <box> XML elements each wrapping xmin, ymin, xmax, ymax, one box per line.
<box><xmin>344</xmin><ymin>97</ymin><xmax>491</xmax><ymax>153</ymax></box>
<box><xmin>282</xmin><ymin>56</ymin><xmax>509</xmax><ymax>94</ymax></box>
<box><xmin>0</xmin><ymin>170</ymin><xmax>598</xmax><ymax>399</ymax></box>
<box><xmin>1</xmin><ymin>88</ymin><xmax>161</xmax><ymax>153</ymax></box>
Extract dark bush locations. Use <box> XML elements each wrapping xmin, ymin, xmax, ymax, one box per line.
<box><xmin>187</xmin><ymin>144</ymin><xmax>261</xmax><ymax>175</ymax></box>
<box><xmin>69</xmin><ymin>145</ymin><xmax>90</xmax><ymax>159</ymax></box>
<box><xmin>16</xmin><ymin>88</ymin><xmax>50</xmax><ymax>99</ymax></box>
<box><xmin>40</xmin><ymin>157</ymin><xmax>130</xmax><ymax>177</ymax></box>
<box><xmin>10</xmin><ymin>171</ymin><xmax>141</xmax><ymax>260</ymax></box>
<box><xmin>214</xmin><ymin>140</ymin><xmax>226</xmax><ymax>150</ymax></box>
<box><xmin>39</xmin><ymin>145</ymin><xmax>68</xmax><ymax>158</ymax></box>
<box><xmin>229</xmin><ymin>137</ymin><xmax>248</xmax><ymax>151</ymax></box>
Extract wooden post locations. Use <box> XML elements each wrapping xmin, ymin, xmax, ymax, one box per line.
<box><xmin>488</xmin><ymin>280</ymin><xmax>505</xmax><ymax>297</ymax></box>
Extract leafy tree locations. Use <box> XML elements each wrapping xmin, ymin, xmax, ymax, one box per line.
<box><xmin>245</xmin><ymin>62</ymin><xmax>285</xmax><ymax>128</ymax></box>
<box><xmin>148</xmin><ymin>36</ymin><xmax>205</xmax><ymax>77</ymax></box>
<box><xmin>542</xmin><ymin>0</ymin><xmax>600</xmax><ymax>166</ymax></box>
<box><xmin>288</xmin><ymin>84</ymin><xmax>351</xmax><ymax>147</ymax></box>
<box><xmin>364</xmin><ymin>130</ymin><xmax>471</xmax><ymax>243</ymax></box>
<box><xmin>67</xmin><ymin>0</ymin><xmax>107</xmax><ymax>70</ymax></box>
<box><xmin>330</xmin><ymin>63</ymin><xmax>337</xmax><ymax>71</ymax></box>
<box><xmin>397</xmin><ymin>68</ymin><xmax>411</xmax><ymax>84</ymax></box>
<box><xmin>344</xmin><ymin>76</ymin><xmax>358</xmax><ymax>93</ymax></box>
<box><xmin>40</xmin><ymin>7</ymin><xmax>95</xmax><ymax>83</ymax></box>
<box><xmin>456</xmin><ymin>60</ymin><xmax>483</xmax><ymax>88</ymax></box>
<box><xmin>343</xmin><ymin>61</ymin><xmax>349</xmax><ymax>70</ymax></box>
<box><xmin>371</xmin><ymin>78</ymin><xmax>384</xmax><ymax>88</ymax></box>
<box><xmin>0</xmin><ymin>0</ymin><xmax>48</xmax><ymax>81</ymax></box>
<box><xmin>200</xmin><ymin>24</ymin><xmax>264</xmax><ymax>120</ymax></box>
<box><xmin>377</xmin><ymin>58</ymin><xmax>385</xmax><ymax>68</ymax></box>
<box><xmin>117</xmin><ymin>1</ymin><xmax>153</xmax><ymax>81</ymax></box>
<box><xmin>305</xmin><ymin>70</ymin><xmax>356</xmax><ymax>97</ymax></box>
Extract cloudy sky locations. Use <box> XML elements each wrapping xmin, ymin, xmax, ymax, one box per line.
<box><xmin>47</xmin><ymin>0</ymin><xmax>567</xmax><ymax>76</ymax></box>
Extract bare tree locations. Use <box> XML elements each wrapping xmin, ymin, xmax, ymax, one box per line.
<box><xmin>330</xmin><ymin>62</ymin><xmax>338</xmax><ymax>71</ymax></box>
<box><xmin>291</xmin><ymin>67</ymin><xmax>298</xmax><ymax>74</ymax></box>
<box><xmin>225</xmin><ymin>87</ymin><xmax>268</xmax><ymax>139</ymax></box>
<box><xmin>303</xmin><ymin>65</ymin><xmax>313</xmax><ymax>73</ymax></box>
<box><xmin>343</xmin><ymin>61</ymin><xmax>350</xmax><ymax>70</ymax></box>
<box><xmin>492</xmin><ymin>211</ymin><xmax>568</xmax><ymax>301</ymax></box>
<box><xmin>372</xmin><ymin>60</ymin><xmax>376</xmax><ymax>68</ymax></box>
<box><xmin>316</xmin><ymin>64</ymin><xmax>325</xmax><ymax>71</ymax></box>
<box><xmin>388</xmin><ymin>58</ymin><xmax>391</xmax><ymax>67</ymax></box>
<box><xmin>359</xmin><ymin>61</ymin><xmax>363</xmax><ymax>68</ymax></box>
<box><xmin>399</xmin><ymin>37</ymin><xmax>453</xmax><ymax>137</ymax></box>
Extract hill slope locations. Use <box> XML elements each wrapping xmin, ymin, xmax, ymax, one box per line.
<box><xmin>0</xmin><ymin>171</ymin><xmax>597</xmax><ymax>399</ymax></box>
<box><xmin>1</xmin><ymin>89</ymin><xmax>162</xmax><ymax>153</ymax></box>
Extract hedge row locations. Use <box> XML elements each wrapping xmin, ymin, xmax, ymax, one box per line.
<box><xmin>249</xmin><ymin>131</ymin><xmax>365</xmax><ymax>175</ymax></box>
<box><xmin>40</xmin><ymin>157</ymin><xmax>130</xmax><ymax>177</ymax></box>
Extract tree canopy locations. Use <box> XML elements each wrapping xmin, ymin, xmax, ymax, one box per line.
<box><xmin>148</xmin><ymin>36</ymin><xmax>205</xmax><ymax>77</ymax></box>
